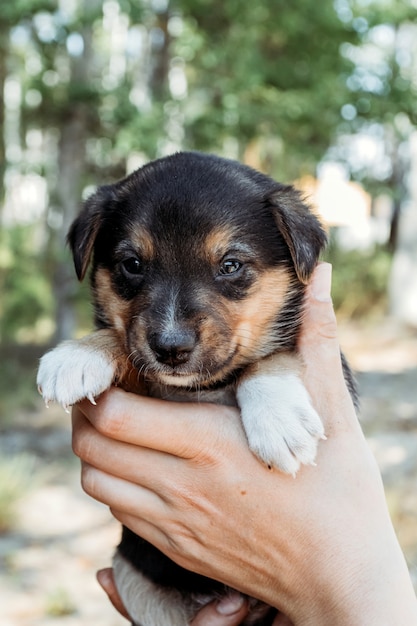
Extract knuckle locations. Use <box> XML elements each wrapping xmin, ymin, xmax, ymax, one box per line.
<box><xmin>165</xmin><ymin>526</ymin><xmax>198</xmax><ymax>563</ymax></box>
<box><xmin>94</xmin><ymin>410</ymin><xmax>117</xmax><ymax>436</ymax></box>
<box><xmin>71</xmin><ymin>425</ymin><xmax>87</xmax><ymax>458</ymax></box>
<box><xmin>80</xmin><ymin>463</ymin><xmax>98</xmax><ymax>496</ymax></box>
<box><xmin>92</xmin><ymin>392</ymin><xmax>126</xmax><ymax>438</ymax></box>
<box><xmin>72</xmin><ymin>422</ymin><xmax>95</xmax><ymax>461</ymax></box>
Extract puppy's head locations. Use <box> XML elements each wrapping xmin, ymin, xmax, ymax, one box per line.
<box><xmin>68</xmin><ymin>152</ymin><xmax>326</xmax><ymax>388</ymax></box>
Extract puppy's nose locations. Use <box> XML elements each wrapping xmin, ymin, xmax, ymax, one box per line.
<box><xmin>149</xmin><ymin>329</ymin><xmax>197</xmax><ymax>367</ymax></box>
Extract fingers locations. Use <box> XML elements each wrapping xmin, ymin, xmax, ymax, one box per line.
<box><xmin>72</xmin><ymin>405</ymin><xmax>187</xmax><ymax>493</ymax></box>
<box><xmin>97</xmin><ymin>567</ymin><xmax>249</xmax><ymax>626</ymax></box>
<box><xmin>76</xmin><ymin>388</ymin><xmax>240</xmax><ymax>458</ymax></box>
<box><xmin>191</xmin><ymin>594</ymin><xmax>249</xmax><ymax>626</ymax></box>
<box><xmin>96</xmin><ymin>568</ymin><xmax>131</xmax><ymax>620</ymax></box>
<box><xmin>72</xmin><ymin>405</ymin><xmax>248</xmax><ymax>513</ymax></box>
<box><xmin>81</xmin><ymin>463</ymin><xmax>177</xmax><ymax>557</ymax></box>
<box><xmin>80</xmin><ymin>456</ymin><xmax>169</xmax><ymax>522</ymax></box>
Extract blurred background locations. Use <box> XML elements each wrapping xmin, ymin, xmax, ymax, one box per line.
<box><xmin>0</xmin><ymin>0</ymin><xmax>417</xmax><ymax>624</ymax></box>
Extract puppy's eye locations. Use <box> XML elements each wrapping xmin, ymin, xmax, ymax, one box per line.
<box><xmin>121</xmin><ymin>257</ymin><xmax>142</xmax><ymax>276</ymax></box>
<box><xmin>219</xmin><ymin>259</ymin><xmax>242</xmax><ymax>276</ymax></box>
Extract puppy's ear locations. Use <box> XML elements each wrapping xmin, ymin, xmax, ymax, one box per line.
<box><xmin>67</xmin><ymin>185</ymin><xmax>114</xmax><ymax>281</ymax></box>
<box><xmin>269</xmin><ymin>185</ymin><xmax>327</xmax><ymax>284</ymax></box>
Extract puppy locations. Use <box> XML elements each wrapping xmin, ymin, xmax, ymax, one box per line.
<box><xmin>37</xmin><ymin>152</ymin><xmax>356</xmax><ymax>625</ymax></box>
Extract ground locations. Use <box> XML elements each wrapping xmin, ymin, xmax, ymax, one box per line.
<box><xmin>1</xmin><ymin>319</ymin><xmax>417</xmax><ymax>625</ymax></box>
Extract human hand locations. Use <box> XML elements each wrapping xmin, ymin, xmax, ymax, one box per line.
<box><xmin>73</xmin><ymin>263</ymin><xmax>417</xmax><ymax>624</ymax></box>
<box><xmin>96</xmin><ymin>567</ymin><xmax>292</xmax><ymax>625</ymax></box>
<box><xmin>97</xmin><ymin>567</ymin><xmax>264</xmax><ymax>625</ymax></box>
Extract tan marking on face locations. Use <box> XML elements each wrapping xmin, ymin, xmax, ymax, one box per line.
<box><xmin>130</xmin><ymin>228</ymin><xmax>155</xmax><ymax>260</ymax></box>
<box><xmin>229</xmin><ymin>267</ymin><xmax>293</xmax><ymax>361</ymax></box>
<box><xmin>94</xmin><ymin>268</ymin><xmax>130</xmax><ymax>338</ymax></box>
<box><xmin>203</xmin><ymin>226</ymin><xmax>239</xmax><ymax>263</ymax></box>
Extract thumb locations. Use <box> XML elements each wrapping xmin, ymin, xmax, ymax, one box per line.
<box><xmin>300</xmin><ymin>262</ymin><xmax>339</xmax><ymax>351</ymax></box>
<box><xmin>299</xmin><ymin>263</ymin><xmax>356</xmax><ymax>432</ymax></box>
<box><xmin>96</xmin><ymin>568</ymin><xmax>131</xmax><ymax>620</ymax></box>
<box><xmin>191</xmin><ymin>593</ymin><xmax>249</xmax><ymax>625</ymax></box>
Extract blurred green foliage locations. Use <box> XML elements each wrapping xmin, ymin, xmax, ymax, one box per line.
<box><xmin>326</xmin><ymin>236</ymin><xmax>392</xmax><ymax>319</ymax></box>
<box><xmin>0</xmin><ymin>227</ymin><xmax>52</xmax><ymax>339</ymax></box>
<box><xmin>0</xmin><ymin>342</ymin><xmax>45</xmax><ymax>419</ymax></box>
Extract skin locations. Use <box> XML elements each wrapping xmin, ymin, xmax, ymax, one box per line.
<box><xmin>72</xmin><ymin>263</ymin><xmax>417</xmax><ymax>625</ymax></box>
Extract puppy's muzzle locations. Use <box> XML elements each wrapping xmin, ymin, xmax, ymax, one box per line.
<box><xmin>148</xmin><ymin>328</ymin><xmax>197</xmax><ymax>368</ymax></box>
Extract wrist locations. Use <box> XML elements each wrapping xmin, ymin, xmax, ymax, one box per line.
<box><xmin>290</xmin><ymin>518</ymin><xmax>417</xmax><ymax>625</ymax></box>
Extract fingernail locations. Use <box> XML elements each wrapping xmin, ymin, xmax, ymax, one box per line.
<box><xmin>311</xmin><ymin>262</ymin><xmax>332</xmax><ymax>302</ymax></box>
<box><xmin>216</xmin><ymin>593</ymin><xmax>245</xmax><ymax>615</ymax></box>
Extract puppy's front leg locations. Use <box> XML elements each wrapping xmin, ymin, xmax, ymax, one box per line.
<box><xmin>37</xmin><ymin>329</ymin><xmax>135</xmax><ymax>409</ymax></box>
<box><xmin>236</xmin><ymin>353</ymin><xmax>325</xmax><ymax>476</ymax></box>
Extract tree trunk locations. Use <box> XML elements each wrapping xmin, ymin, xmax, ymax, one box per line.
<box><xmin>52</xmin><ymin>19</ymin><xmax>94</xmax><ymax>342</ymax></box>
<box><xmin>148</xmin><ymin>8</ymin><xmax>171</xmax><ymax>100</ymax></box>
<box><xmin>52</xmin><ymin>107</ymin><xmax>89</xmax><ymax>342</ymax></box>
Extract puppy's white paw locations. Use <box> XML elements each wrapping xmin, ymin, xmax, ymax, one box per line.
<box><xmin>237</xmin><ymin>373</ymin><xmax>325</xmax><ymax>476</ymax></box>
<box><xmin>37</xmin><ymin>340</ymin><xmax>116</xmax><ymax>409</ymax></box>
